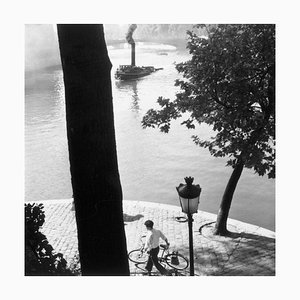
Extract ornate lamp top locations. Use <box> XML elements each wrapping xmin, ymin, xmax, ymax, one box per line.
<box><xmin>184</xmin><ymin>176</ymin><xmax>194</xmax><ymax>186</ymax></box>
<box><xmin>176</xmin><ymin>177</ymin><xmax>201</xmax><ymax>199</ymax></box>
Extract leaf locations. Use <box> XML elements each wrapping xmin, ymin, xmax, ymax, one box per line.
<box><xmin>142</xmin><ymin>24</ymin><xmax>275</xmax><ymax>177</ymax></box>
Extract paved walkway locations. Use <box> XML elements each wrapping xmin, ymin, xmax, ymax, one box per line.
<box><xmin>32</xmin><ymin>198</ymin><xmax>275</xmax><ymax>276</ymax></box>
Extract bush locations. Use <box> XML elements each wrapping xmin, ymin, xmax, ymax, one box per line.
<box><xmin>25</xmin><ymin>203</ymin><xmax>74</xmax><ymax>275</ymax></box>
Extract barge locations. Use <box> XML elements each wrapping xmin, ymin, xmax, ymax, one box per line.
<box><xmin>115</xmin><ymin>24</ymin><xmax>163</xmax><ymax>81</ymax></box>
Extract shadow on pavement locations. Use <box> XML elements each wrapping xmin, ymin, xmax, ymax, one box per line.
<box><xmin>192</xmin><ymin>223</ymin><xmax>275</xmax><ymax>275</ymax></box>
<box><xmin>123</xmin><ymin>213</ymin><xmax>144</xmax><ymax>223</ymax></box>
<box><xmin>206</xmin><ymin>231</ymin><xmax>275</xmax><ymax>276</ymax></box>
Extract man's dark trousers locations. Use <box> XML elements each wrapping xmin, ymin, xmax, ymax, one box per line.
<box><xmin>145</xmin><ymin>247</ymin><xmax>167</xmax><ymax>274</ymax></box>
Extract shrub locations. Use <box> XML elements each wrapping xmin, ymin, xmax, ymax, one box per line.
<box><xmin>25</xmin><ymin>203</ymin><xmax>74</xmax><ymax>275</ymax></box>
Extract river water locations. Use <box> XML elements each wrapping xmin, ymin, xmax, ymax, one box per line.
<box><xmin>25</xmin><ymin>42</ymin><xmax>275</xmax><ymax>231</ymax></box>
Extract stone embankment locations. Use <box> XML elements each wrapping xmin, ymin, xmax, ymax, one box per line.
<box><xmin>33</xmin><ymin>199</ymin><xmax>275</xmax><ymax>276</ymax></box>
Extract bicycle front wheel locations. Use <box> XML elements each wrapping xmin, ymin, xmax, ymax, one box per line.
<box><xmin>128</xmin><ymin>249</ymin><xmax>148</xmax><ymax>264</ymax></box>
<box><xmin>165</xmin><ymin>253</ymin><xmax>189</xmax><ymax>270</ymax></box>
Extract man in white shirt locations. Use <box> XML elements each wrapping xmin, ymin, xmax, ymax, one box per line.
<box><xmin>143</xmin><ymin>220</ymin><xmax>170</xmax><ymax>275</ymax></box>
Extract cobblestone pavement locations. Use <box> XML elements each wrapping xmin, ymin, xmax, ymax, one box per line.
<box><xmin>33</xmin><ymin>199</ymin><xmax>275</xmax><ymax>276</ymax></box>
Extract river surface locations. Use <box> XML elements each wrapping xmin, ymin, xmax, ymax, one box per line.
<box><xmin>25</xmin><ymin>42</ymin><xmax>275</xmax><ymax>231</ymax></box>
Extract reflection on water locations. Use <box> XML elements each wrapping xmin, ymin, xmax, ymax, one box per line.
<box><xmin>115</xmin><ymin>80</ymin><xmax>140</xmax><ymax>113</ymax></box>
<box><xmin>25</xmin><ymin>42</ymin><xmax>275</xmax><ymax>231</ymax></box>
<box><xmin>25</xmin><ymin>69</ymin><xmax>72</xmax><ymax>202</ymax></box>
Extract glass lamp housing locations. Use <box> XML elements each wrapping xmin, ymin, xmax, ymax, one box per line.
<box><xmin>176</xmin><ymin>177</ymin><xmax>201</xmax><ymax>214</ymax></box>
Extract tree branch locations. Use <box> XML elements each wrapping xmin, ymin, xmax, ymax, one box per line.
<box><xmin>212</xmin><ymin>82</ymin><xmax>234</xmax><ymax>109</ymax></box>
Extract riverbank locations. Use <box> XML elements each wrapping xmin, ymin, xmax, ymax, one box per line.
<box><xmin>25</xmin><ymin>42</ymin><xmax>275</xmax><ymax>231</ymax></box>
<box><xmin>33</xmin><ymin>198</ymin><xmax>275</xmax><ymax>276</ymax></box>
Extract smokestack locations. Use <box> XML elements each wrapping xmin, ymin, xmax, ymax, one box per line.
<box><xmin>126</xmin><ymin>24</ymin><xmax>137</xmax><ymax>66</ymax></box>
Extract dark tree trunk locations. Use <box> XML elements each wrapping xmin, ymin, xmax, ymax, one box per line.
<box><xmin>214</xmin><ymin>117</ymin><xmax>271</xmax><ymax>236</ymax></box>
<box><xmin>214</xmin><ymin>160</ymin><xmax>244</xmax><ymax>235</ymax></box>
<box><xmin>57</xmin><ymin>24</ymin><xmax>129</xmax><ymax>275</ymax></box>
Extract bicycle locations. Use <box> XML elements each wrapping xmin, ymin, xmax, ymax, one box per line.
<box><xmin>128</xmin><ymin>236</ymin><xmax>189</xmax><ymax>275</ymax></box>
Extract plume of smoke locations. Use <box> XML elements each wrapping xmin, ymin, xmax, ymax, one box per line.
<box><xmin>125</xmin><ymin>24</ymin><xmax>137</xmax><ymax>44</ymax></box>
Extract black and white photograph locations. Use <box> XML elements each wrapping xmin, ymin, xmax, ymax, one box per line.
<box><xmin>2</xmin><ymin>0</ymin><xmax>300</xmax><ymax>299</ymax></box>
<box><xmin>25</xmin><ymin>22</ymin><xmax>276</xmax><ymax>277</ymax></box>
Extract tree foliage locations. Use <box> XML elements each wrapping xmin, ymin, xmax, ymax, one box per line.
<box><xmin>25</xmin><ymin>203</ymin><xmax>73</xmax><ymax>275</ymax></box>
<box><xmin>142</xmin><ymin>24</ymin><xmax>275</xmax><ymax>178</ymax></box>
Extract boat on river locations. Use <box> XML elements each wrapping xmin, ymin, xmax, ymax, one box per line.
<box><xmin>115</xmin><ymin>25</ymin><xmax>163</xmax><ymax>81</ymax></box>
<box><xmin>115</xmin><ymin>65</ymin><xmax>163</xmax><ymax>80</ymax></box>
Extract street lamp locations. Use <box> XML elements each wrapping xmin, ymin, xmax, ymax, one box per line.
<box><xmin>176</xmin><ymin>177</ymin><xmax>201</xmax><ymax>276</ymax></box>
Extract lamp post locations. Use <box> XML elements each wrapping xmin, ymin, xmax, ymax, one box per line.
<box><xmin>176</xmin><ymin>177</ymin><xmax>201</xmax><ymax>276</ymax></box>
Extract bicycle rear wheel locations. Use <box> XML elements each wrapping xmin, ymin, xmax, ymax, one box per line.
<box><xmin>128</xmin><ymin>249</ymin><xmax>148</xmax><ymax>264</ymax></box>
<box><xmin>165</xmin><ymin>253</ymin><xmax>189</xmax><ymax>270</ymax></box>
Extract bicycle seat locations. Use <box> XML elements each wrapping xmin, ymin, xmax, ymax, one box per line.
<box><xmin>160</xmin><ymin>244</ymin><xmax>168</xmax><ymax>249</ymax></box>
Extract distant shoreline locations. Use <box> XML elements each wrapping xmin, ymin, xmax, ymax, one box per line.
<box><xmin>25</xmin><ymin>39</ymin><xmax>188</xmax><ymax>73</ymax></box>
<box><xmin>106</xmin><ymin>38</ymin><xmax>188</xmax><ymax>49</ymax></box>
